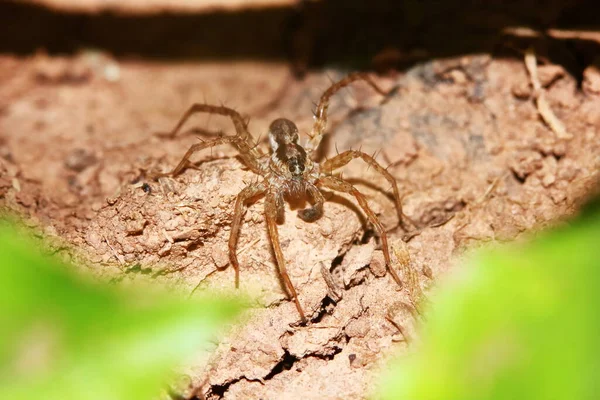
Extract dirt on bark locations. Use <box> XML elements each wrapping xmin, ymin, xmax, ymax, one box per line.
<box><xmin>1</xmin><ymin>4</ymin><xmax>600</xmax><ymax>399</ymax></box>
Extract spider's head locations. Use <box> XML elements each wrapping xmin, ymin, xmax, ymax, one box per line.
<box><xmin>269</xmin><ymin>118</ymin><xmax>309</xmax><ymax>180</ymax></box>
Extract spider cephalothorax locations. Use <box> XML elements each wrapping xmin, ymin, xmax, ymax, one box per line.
<box><xmin>269</xmin><ymin>117</ymin><xmax>308</xmax><ymax>180</ymax></box>
<box><xmin>267</xmin><ymin>118</ymin><xmax>321</xmax><ymax>222</ymax></box>
<box><xmin>156</xmin><ymin>73</ymin><xmax>415</xmax><ymax>322</ymax></box>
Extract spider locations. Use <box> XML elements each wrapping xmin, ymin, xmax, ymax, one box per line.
<box><xmin>155</xmin><ymin>73</ymin><xmax>416</xmax><ymax>322</ymax></box>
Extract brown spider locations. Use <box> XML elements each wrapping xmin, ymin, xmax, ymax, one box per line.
<box><xmin>156</xmin><ymin>73</ymin><xmax>415</xmax><ymax>322</ymax></box>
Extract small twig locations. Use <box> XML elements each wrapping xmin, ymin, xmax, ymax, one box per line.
<box><xmin>103</xmin><ymin>235</ymin><xmax>124</xmax><ymax>264</ymax></box>
<box><xmin>188</xmin><ymin>268</ymin><xmax>220</xmax><ymax>298</ymax></box>
<box><xmin>475</xmin><ymin>172</ymin><xmax>509</xmax><ymax>204</ymax></box>
<box><xmin>524</xmin><ymin>47</ymin><xmax>572</xmax><ymax>140</ymax></box>
<box><xmin>237</xmin><ymin>237</ymin><xmax>261</xmax><ymax>256</ymax></box>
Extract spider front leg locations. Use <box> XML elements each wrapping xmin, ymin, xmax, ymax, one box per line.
<box><xmin>265</xmin><ymin>191</ymin><xmax>307</xmax><ymax>322</ymax></box>
<box><xmin>307</xmin><ymin>72</ymin><xmax>389</xmax><ymax>152</ymax></box>
<box><xmin>317</xmin><ymin>175</ymin><xmax>403</xmax><ymax>288</ymax></box>
<box><xmin>228</xmin><ymin>181</ymin><xmax>267</xmax><ymax>288</ymax></box>
<box><xmin>321</xmin><ymin>150</ymin><xmax>417</xmax><ymax>230</ymax></box>
<box><xmin>159</xmin><ymin>103</ymin><xmax>263</xmax><ymax>173</ymax></box>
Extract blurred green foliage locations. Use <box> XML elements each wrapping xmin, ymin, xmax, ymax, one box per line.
<box><xmin>381</xmin><ymin>198</ymin><xmax>600</xmax><ymax>400</ymax></box>
<box><xmin>0</xmin><ymin>223</ymin><xmax>244</xmax><ymax>400</ymax></box>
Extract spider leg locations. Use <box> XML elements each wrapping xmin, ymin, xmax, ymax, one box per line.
<box><xmin>307</xmin><ymin>72</ymin><xmax>389</xmax><ymax>152</ymax></box>
<box><xmin>165</xmin><ymin>104</ymin><xmax>247</xmax><ymax>140</ymax></box>
<box><xmin>160</xmin><ymin>103</ymin><xmax>263</xmax><ymax>173</ymax></box>
<box><xmin>154</xmin><ymin>136</ymin><xmax>241</xmax><ymax>177</ymax></box>
<box><xmin>265</xmin><ymin>190</ymin><xmax>307</xmax><ymax>322</ymax></box>
<box><xmin>317</xmin><ymin>175</ymin><xmax>403</xmax><ymax>289</ymax></box>
<box><xmin>228</xmin><ymin>181</ymin><xmax>267</xmax><ymax>288</ymax></box>
<box><xmin>320</xmin><ymin>150</ymin><xmax>417</xmax><ymax>230</ymax></box>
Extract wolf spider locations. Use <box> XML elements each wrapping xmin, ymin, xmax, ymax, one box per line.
<box><xmin>156</xmin><ymin>73</ymin><xmax>415</xmax><ymax>322</ymax></box>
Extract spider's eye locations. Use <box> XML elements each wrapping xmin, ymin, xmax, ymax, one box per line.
<box><xmin>288</xmin><ymin>160</ymin><xmax>305</xmax><ymax>175</ymax></box>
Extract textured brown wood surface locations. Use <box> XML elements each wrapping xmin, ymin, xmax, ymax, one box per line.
<box><xmin>13</xmin><ymin>0</ymin><xmax>298</xmax><ymax>14</ymax></box>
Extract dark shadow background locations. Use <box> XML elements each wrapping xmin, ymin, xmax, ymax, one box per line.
<box><xmin>1</xmin><ymin>0</ymin><xmax>599</xmax><ymax>79</ymax></box>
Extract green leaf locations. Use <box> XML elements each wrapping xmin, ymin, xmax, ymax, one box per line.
<box><xmin>0</xmin><ymin>223</ymin><xmax>244</xmax><ymax>400</ymax></box>
<box><xmin>381</xmin><ymin>198</ymin><xmax>600</xmax><ymax>400</ymax></box>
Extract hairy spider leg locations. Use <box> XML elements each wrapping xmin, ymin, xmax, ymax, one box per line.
<box><xmin>155</xmin><ymin>136</ymin><xmax>242</xmax><ymax>177</ymax></box>
<box><xmin>320</xmin><ymin>150</ymin><xmax>417</xmax><ymax>230</ymax></box>
<box><xmin>162</xmin><ymin>103</ymin><xmax>263</xmax><ymax>173</ymax></box>
<box><xmin>228</xmin><ymin>181</ymin><xmax>268</xmax><ymax>288</ymax></box>
<box><xmin>307</xmin><ymin>72</ymin><xmax>389</xmax><ymax>152</ymax></box>
<box><xmin>317</xmin><ymin>175</ymin><xmax>403</xmax><ymax>289</ymax></box>
<box><xmin>265</xmin><ymin>190</ymin><xmax>307</xmax><ymax>322</ymax></box>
